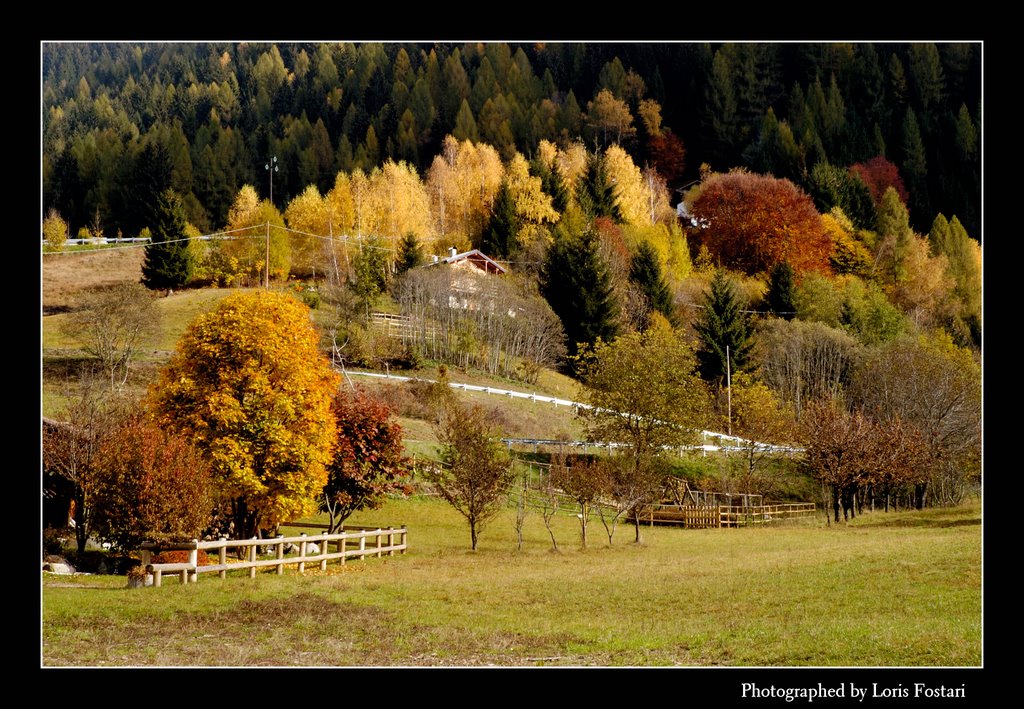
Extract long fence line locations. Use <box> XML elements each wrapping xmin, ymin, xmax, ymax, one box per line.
<box><xmin>345</xmin><ymin>369</ymin><xmax>804</xmax><ymax>455</ymax></box>
<box><xmin>139</xmin><ymin>526</ymin><xmax>406</xmax><ymax>587</ymax></box>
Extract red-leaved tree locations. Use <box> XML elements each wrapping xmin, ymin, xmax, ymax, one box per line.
<box><xmin>849</xmin><ymin>156</ymin><xmax>909</xmax><ymax>207</ymax></box>
<box><xmin>689</xmin><ymin>170</ymin><xmax>833</xmax><ymax>276</ymax></box>
<box><xmin>321</xmin><ymin>391</ymin><xmax>411</xmax><ymax>533</ymax></box>
<box><xmin>90</xmin><ymin>413</ymin><xmax>214</xmax><ymax>552</ymax></box>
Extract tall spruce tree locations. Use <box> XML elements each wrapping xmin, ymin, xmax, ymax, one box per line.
<box><xmin>540</xmin><ymin>226</ymin><xmax>619</xmax><ymax>372</ymax></box>
<box><xmin>576</xmin><ymin>151</ymin><xmax>621</xmax><ymax>221</ymax></box>
<box><xmin>481</xmin><ymin>181</ymin><xmax>521</xmax><ymax>259</ymax></box>
<box><xmin>765</xmin><ymin>261</ymin><xmax>797</xmax><ymax>320</ymax></box>
<box><xmin>142</xmin><ymin>189</ymin><xmax>193</xmax><ymax>290</ymax></box>
<box><xmin>628</xmin><ymin>240</ymin><xmax>675</xmax><ymax>327</ymax></box>
<box><xmin>531</xmin><ymin>158</ymin><xmax>570</xmax><ymax>214</ymax></box>
<box><xmin>396</xmin><ymin>232</ymin><xmax>425</xmax><ymax>275</ymax></box>
<box><xmin>694</xmin><ymin>269</ymin><xmax>754</xmax><ymax>382</ymax></box>
<box><xmin>125</xmin><ymin>142</ymin><xmax>174</xmax><ymax>239</ymax></box>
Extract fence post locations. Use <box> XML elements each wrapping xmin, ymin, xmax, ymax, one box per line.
<box><xmin>298</xmin><ymin>533</ymin><xmax>307</xmax><ymax>575</ymax></box>
<box><xmin>341</xmin><ymin>533</ymin><xmax>347</xmax><ymax>565</ymax></box>
<box><xmin>188</xmin><ymin>540</ymin><xmax>199</xmax><ymax>584</ymax></box>
<box><xmin>401</xmin><ymin>526</ymin><xmax>407</xmax><ymax>554</ymax></box>
<box><xmin>377</xmin><ymin>529</ymin><xmax>383</xmax><ymax>557</ymax></box>
<box><xmin>276</xmin><ymin>535</ymin><xmax>285</xmax><ymax>575</ymax></box>
<box><xmin>387</xmin><ymin>528</ymin><xmax>395</xmax><ymax>556</ymax></box>
<box><xmin>218</xmin><ymin>537</ymin><xmax>227</xmax><ymax>579</ymax></box>
<box><xmin>319</xmin><ymin>535</ymin><xmax>328</xmax><ymax>572</ymax></box>
<box><xmin>152</xmin><ymin>567</ymin><xmax>162</xmax><ymax>587</ymax></box>
<box><xmin>359</xmin><ymin>533</ymin><xmax>366</xmax><ymax>560</ymax></box>
<box><xmin>249</xmin><ymin>537</ymin><xmax>257</xmax><ymax>578</ymax></box>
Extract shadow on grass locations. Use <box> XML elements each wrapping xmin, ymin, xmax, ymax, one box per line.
<box><xmin>848</xmin><ymin>507</ymin><xmax>981</xmax><ymax>529</ymax></box>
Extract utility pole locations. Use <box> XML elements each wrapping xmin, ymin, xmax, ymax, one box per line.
<box><xmin>726</xmin><ymin>344</ymin><xmax>732</xmax><ymax>437</ymax></box>
<box><xmin>265</xmin><ymin>154</ymin><xmax>278</xmax><ymax>205</ymax></box>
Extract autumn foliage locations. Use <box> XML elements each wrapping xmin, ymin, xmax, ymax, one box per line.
<box><xmin>90</xmin><ymin>414</ymin><xmax>214</xmax><ymax>552</ymax></box>
<box><xmin>849</xmin><ymin>156</ymin><xmax>909</xmax><ymax>206</ymax></box>
<box><xmin>147</xmin><ymin>291</ymin><xmax>340</xmax><ymax>538</ymax></box>
<box><xmin>321</xmin><ymin>390</ymin><xmax>411</xmax><ymax>533</ymax></box>
<box><xmin>689</xmin><ymin>170</ymin><xmax>833</xmax><ymax>276</ymax></box>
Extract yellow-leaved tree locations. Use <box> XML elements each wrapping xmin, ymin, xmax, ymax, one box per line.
<box><xmin>207</xmin><ymin>185</ymin><xmax>290</xmax><ymax>286</ymax></box>
<box><xmin>284</xmin><ymin>184</ymin><xmax>329</xmax><ymax>278</ymax></box>
<box><xmin>426</xmin><ymin>135</ymin><xmax>504</xmax><ymax>249</ymax></box>
<box><xmin>147</xmin><ymin>291</ymin><xmax>340</xmax><ymax>539</ymax></box>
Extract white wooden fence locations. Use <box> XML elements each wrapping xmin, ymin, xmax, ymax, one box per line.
<box><xmin>139</xmin><ymin>526</ymin><xmax>407</xmax><ymax>587</ymax></box>
<box><xmin>345</xmin><ymin>370</ymin><xmax>804</xmax><ymax>455</ymax></box>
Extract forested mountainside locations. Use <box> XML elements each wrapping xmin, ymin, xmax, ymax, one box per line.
<box><xmin>43</xmin><ymin>42</ymin><xmax>980</xmax><ymax>238</ymax></box>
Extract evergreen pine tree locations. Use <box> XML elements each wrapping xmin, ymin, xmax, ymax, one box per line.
<box><xmin>142</xmin><ymin>189</ymin><xmax>193</xmax><ymax>290</ymax></box>
<box><xmin>125</xmin><ymin>141</ymin><xmax>174</xmax><ymax>239</ymax></box>
<box><xmin>765</xmin><ymin>261</ymin><xmax>796</xmax><ymax>320</ymax></box>
<box><xmin>576</xmin><ymin>152</ymin><xmax>621</xmax><ymax>221</ymax></box>
<box><xmin>628</xmin><ymin>241</ymin><xmax>675</xmax><ymax>327</ymax></box>
<box><xmin>540</xmin><ymin>226</ymin><xmax>619</xmax><ymax>372</ymax></box>
<box><xmin>694</xmin><ymin>270</ymin><xmax>754</xmax><ymax>382</ymax></box>
<box><xmin>396</xmin><ymin>233</ymin><xmax>425</xmax><ymax>275</ymax></box>
<box><xmin>481</xmin><ymin>182</ymin><xmax>521</xmax><ymax>259</ymax></box>
<box><xmin>531</xmin><ymin>158</ymin><xmax>570</xmax><ymax>214</ymax></box>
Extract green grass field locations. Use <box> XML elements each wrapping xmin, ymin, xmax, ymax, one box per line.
<box><xmin>41</xmin><ymin>496</ymin><xmax>981</xmax><ymax>667</ymax></box>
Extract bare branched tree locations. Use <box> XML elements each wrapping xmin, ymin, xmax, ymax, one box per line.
<box><xmin>63</xmin><ymin>283</ymin><xmax>160</xmax><ymax>390</ymax></box>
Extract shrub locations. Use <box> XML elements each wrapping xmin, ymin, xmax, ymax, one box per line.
<box><xmin>151</xmin><ymin>549</ymin><xmax>212</xmax><ymax>566</ymax></box>
<box><xmin>43</xmin><ymin>526</ymin><xmax>72</xmax><ymax>556</ymax></box>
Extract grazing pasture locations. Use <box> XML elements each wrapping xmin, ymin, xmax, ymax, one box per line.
<box><xmin>41</xmin><ymin>496</ymin><xmax>981</xmax><ymax>667</ymax></box>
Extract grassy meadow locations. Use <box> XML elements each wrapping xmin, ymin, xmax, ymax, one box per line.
<box><xmin>40</xmin><ymin>246</ymin><xmax>982</xmax><ymax>669</ymax></box>
<box><xmin>41</xmin><ymin>496</ymin><xmax>981</xmax><ymax>668</ymax></box>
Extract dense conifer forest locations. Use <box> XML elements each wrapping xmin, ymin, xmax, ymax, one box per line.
<box><xmin>43</xmin><ymin>42</ymin><xmax>980</xmax><ymax>238</ymax></box>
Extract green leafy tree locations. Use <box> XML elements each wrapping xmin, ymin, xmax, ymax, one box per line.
<box><xmin>540</xmin><ymin>222</ymin><xmax>619</xmax><ymax>371</ymax></box>
<box><xmin>576</xmin><ymin>320</ymin><xmax>710</xmax><ymax>541</ymax></box>
<box><xmin>807</xmin><ymin>162</ymin><xmax>876</xmax><ymax>231</ymax></box>
<box><xmin>352</xmin><ymin>235</ymin><xmax>391</xmax><ymax>316</ymax></box>
<box><xmin>694</xmin><ymin>270</ymin><xmax>754</xmax><ymax>382</ymax></box>
<box><xmin>426</xmin><ymin>395</ymin><xmax>514</xmax><ymax>551</ymax></box>
<box><xmin>147</xmin><ymin>291</ymin><xmax>340</xmax><ymax>539</ymax></box>
<box><xmin>142</xmin><ymin>189</ymin><xmax>194</xmax><ymax>290</ymax></box>
<box><xmin>628</xmin><ymin>240</ymin><xmax>675</xmax><ymax>327</ymax></box>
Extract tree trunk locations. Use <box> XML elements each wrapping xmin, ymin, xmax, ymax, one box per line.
<box><xmin>914</xmin><ymin>482</ymin><xmax>928</xmax><ymax>510</ymax></box>
<box><xmin>232</xmin><ymin>499</ymin><xmax>260</xmax><ymax>546</ymax></box>
<box><xmin>832</xmin><ymin>485</ymin><xmax>840</xmax><ymax>523</ymax></box>
<box><xmin>74</xmin><ymin>489</ymin><xmax>88</xmax><ymax>553</ymax></box>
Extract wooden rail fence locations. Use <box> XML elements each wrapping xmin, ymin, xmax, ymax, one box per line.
<box><xmin>649</xmin><ymin>503</ymin><xmax>816</xmax><ymax>529</ymax></box>
<box><xmin>139</xmin><ymin>526</ymin><xmax>406</xmax><ymax>587</ymax></box>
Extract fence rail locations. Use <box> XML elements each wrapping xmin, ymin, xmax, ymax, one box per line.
<box><xmin>139</xmin><ymin>526</ymin><xmax>406</xmax><ymax>587</ymax></box>
<box><xmin>650</xmin><ymin>503</ymin><xmax>816</xmax><ymax>529</ymax></box>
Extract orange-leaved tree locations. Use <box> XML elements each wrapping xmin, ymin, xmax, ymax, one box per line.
<box><xmin>147</xmin><ymin>290</ymin><xmax>340</xmax><ymax>539</ymax></box>
<box><xmin>689</xmin><ymin>169</ymin><xmax>833</xmax><ymax>276</ymax></box>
